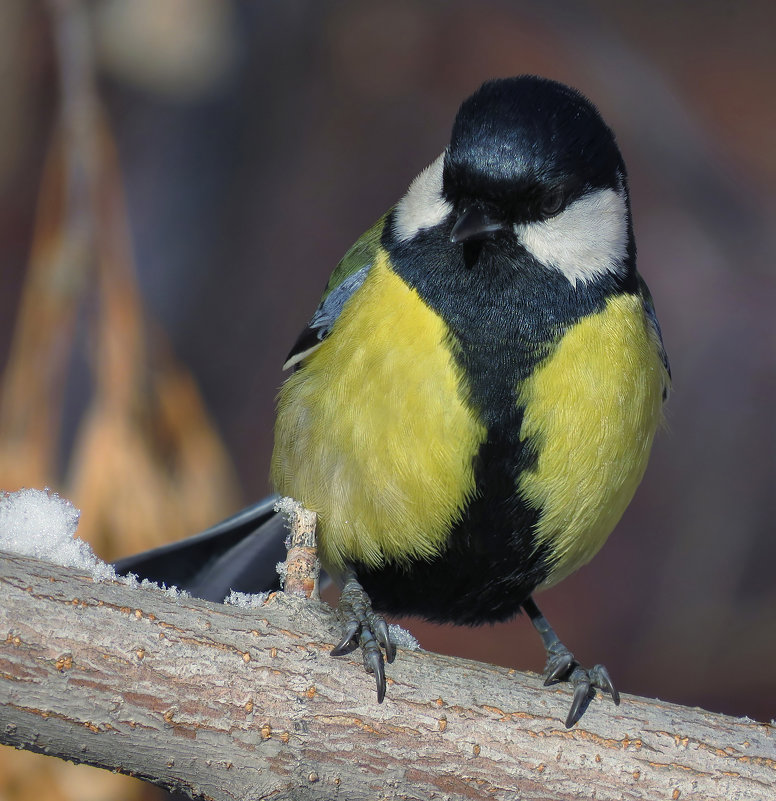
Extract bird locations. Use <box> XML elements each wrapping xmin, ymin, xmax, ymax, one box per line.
<box><xmin>116</xmin><ymin>75</ymin><xmax>670</xmax><ymax>728</ymax></box>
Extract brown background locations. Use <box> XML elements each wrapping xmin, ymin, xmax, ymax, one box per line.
<box><xmin>1</xmin><ymin>2</ymin><xmax>774</xmax><ymax>799</ymax></box>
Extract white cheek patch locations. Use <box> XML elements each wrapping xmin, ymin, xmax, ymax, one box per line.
<box><xmin>515</xmin><ymin>186</ymin><xmax>629</xmax><ymax>285</ymax></box>
<box><xmin>393</xmin><ymin>152</ymin><xmax>454</xmax><ymax>242</ymax></box>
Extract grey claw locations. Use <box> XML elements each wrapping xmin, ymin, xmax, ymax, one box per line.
<box><xmin>591</xmin><ymin>664</ymin><xmax>620</xmax><ymax>705</ymax></box>
<box><xmin>331</xmin><ymin>620</ymin><xmax>360</xmax><ymax>656</ymax></box>
<box><xmin>363</xmin><ymin>646</ymin><xmax>386</xmax><ymax>703</ymax></box>
<box><xmin>544</xmin><ymin>650</ymin><xmax>619</xmax><ymax>727</ymax></box>
<box><xmin>544</xmin><ymin>652</ymin><xmax>574</xmax><ymax>685</ymax></box>
<box><xmin>566</xmin><ymin>681</ymin><xmax>591</xmax><ymax>728</ymax></box>
<box><xmin>373</xmin><ymin>617</ymin><xmax>395</xmax><ymax>663</ymax></box>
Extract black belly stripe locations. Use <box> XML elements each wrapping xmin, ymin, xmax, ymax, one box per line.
<box><xmin>352</xmin><ymin>219</ymin><xmax>635</xmax><ymax>622</ymax></box>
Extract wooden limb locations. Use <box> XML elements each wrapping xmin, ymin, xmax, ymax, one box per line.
<box><xmin>0</xmin><ymin>551</ymin><xmax>773</xmax><ymax>801</ymax></box>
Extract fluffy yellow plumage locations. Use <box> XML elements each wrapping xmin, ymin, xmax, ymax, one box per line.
<box><xmin>518</xmin><ymin>292</ymin><xmax>669</xmax><ymax>587</ymax></box>
<box><xmin>272</xmin><ymin>251</ymin><xmax>486</xmax><ymax>572</ymax></box>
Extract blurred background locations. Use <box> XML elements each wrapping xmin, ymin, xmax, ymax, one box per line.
<box><xmin>0</xmin><ymin>1</ymin><xmax>774</xmax><ymax>798</ymax></box>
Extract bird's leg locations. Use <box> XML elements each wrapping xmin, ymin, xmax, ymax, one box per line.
<box><xmin>522</xmin><ymin>595</ymin><xmax>620</xmax><ymax>728</ymax></box>
<box><xmin>330</xmin><ymin>565</ymin><xmax>396</xmax><ymax>703</ymax></box>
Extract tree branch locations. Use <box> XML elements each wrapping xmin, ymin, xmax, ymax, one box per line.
<box><xmin>0</xmin><ymin>551</ymin><xmax>773</xmax><ymax>801</ymax></box>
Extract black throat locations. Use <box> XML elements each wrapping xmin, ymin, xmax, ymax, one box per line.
<box><xmin>385</xmin><ymin>218</ymin><xmax>634</xmax><ymax>423</ymax></box>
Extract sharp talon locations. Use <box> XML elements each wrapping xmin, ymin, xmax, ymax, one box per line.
<box><xmin>331</xmin><ymin>620</ymin><xmax>360</xmax><ymax>656</ymax></box>
<box><xmin>374</xmin><ymin>666</ymin><xmax>386</xmax><ymax>703</ymax></box>
<box><xmin>544</xmin><ymin>653</ymin><xmax>575</xmax><ymax>685</ymax></box>
<box><xmin>373</xmin><ymin>617</ymin><xmax>395</xmax><ymax>663</ymax></box>
<box><xmin>566</xmin><ymin>681</ymin><xmax>590</xmax><ymax>728</ymax></box>
<box><xmin>331</xmin><ymin>637</ymin><xmax>358</xmax><ymax>657</ymax></box>
<box><xmin>592</xmin><ymin>664</ymin><xmax>620</xmax><ymax>705</ymax></box>
<box><xmin>363</xmin><ymin>647</ymin><xmax>386</xmax><ymax>703</ymax></box>
<box><xmin>385</xmin><ymin>640</ymin><xmax>396</xmax><ymax>664</ymax></box>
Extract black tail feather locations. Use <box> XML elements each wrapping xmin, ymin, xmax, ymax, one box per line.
<box><xmin>113</xmin><ymin>495</ymin><xmax>288</xmax><ymax>601</ymax></box>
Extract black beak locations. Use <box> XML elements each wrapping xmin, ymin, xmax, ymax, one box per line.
<box><xmin>450</xmin><ymin>204</ymin><xmax>509</xmax><ymax>244</ymax></box>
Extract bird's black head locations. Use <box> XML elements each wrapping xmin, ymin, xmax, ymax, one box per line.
<box><xmin>443</xmin><ymin>76</ymin><xmax>625</xmax><ymax>224</ymax></box>
<box><xmin>391</xmin><ymin>76</ymin><xmax>634</xmax><ymax>286</ymax></box>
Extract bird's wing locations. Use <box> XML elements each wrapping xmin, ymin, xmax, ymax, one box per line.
<box><xmin>283</xmin><ymin>212</ymin><xmax>390</xmax><ymax>370</ymax></box>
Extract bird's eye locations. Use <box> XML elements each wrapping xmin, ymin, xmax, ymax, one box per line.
<box><xmin>541</xmin><ymin>189</ymin><xmax>565</xmax><ymax>218</ymax></box>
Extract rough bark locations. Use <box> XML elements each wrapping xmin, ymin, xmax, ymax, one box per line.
<box><xmin>0</xmin><ymin>551</ymin><xmax>773</xmax><ymax>801</ymax></box>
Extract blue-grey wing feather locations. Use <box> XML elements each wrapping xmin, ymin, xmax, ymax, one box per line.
<box><xmin>283</xmin><ymin>265</ymin><xmax>371</xmax><ymax>369</ymax></box>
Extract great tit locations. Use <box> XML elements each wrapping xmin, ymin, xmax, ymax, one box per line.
<box><xmin>271</xmin><ymin>75</ymin><xmax>670</xmax><ymax>726</ymax></box>
<box><xmin>116</xmin><ymin>75</ymin><xmax>669</xmax><ymax>729</ymax></box>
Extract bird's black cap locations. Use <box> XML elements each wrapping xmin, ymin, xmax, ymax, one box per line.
<box><xmin>443</xmin><ymin>76</ymin><xmax>625</xmax><ymax>217</ymax></box>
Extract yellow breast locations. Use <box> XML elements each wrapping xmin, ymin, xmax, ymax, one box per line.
<box><xmin>517</xmin><ymin>292</ymin><xmax>669</xmax><ymax>587</ymax></box>
<box><xmin>271</xmin><ymin>251</ymin><xmax>487</xmax><ymax>572</ymax></box>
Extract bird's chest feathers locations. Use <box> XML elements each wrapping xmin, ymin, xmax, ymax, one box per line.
<box><xmin>271</xmin><ymin>254</ymin><xmax>487</xmax><ymax>571</ymax></box>
<box><xmin>517</xmin><ymin>292</ymin><xmax>667</xmax><ymax>586</ymax></box>
<box><xmin>273</xmin><ymin>252</ymin><xmax>665</xmax><ymax>582</ymax></box>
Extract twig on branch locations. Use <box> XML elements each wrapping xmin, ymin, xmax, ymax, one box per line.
<box><xmin>277</xmin><ymin>497</ymin><xmax>319</xmax><ymax>600</ymax></box>
<box><xmin>0</xmin><ymin>551</ymin><xmax>773</xmax><ymax>801</ymax></box>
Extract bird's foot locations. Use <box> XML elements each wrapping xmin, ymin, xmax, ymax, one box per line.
<box><xmin>330</xmin><ymin>573</ymin><xmax>395</xmax><ymax>703</ymax></box>
<box><xmin>522</xmin><ymin>596</ymin><xmax>620</xmax><ymax>728</ymax></box>
<box><xmin>543</xmin><ymin>642</ymin><xmax>620</xmax><ymax>728</ymax></box>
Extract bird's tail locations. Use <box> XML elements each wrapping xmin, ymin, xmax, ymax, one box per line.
<box><xmin>113</xmin><ymin>494</ymin><xmax>289</xmax><ymax>602</ymax></box>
